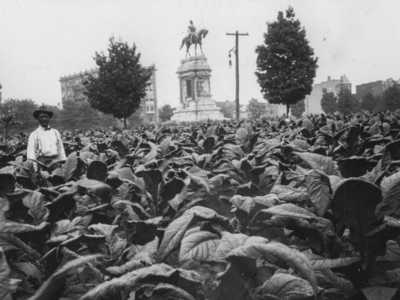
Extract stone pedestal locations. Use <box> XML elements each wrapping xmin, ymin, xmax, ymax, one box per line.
<box><xmin>171</xmin><ymin>55</ymin><xmax>224</xmax><ymax>122</ymax></box>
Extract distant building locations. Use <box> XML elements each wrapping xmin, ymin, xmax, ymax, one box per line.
<box><xmin>59</xmin><ymin>65</ymin><xmax>158</xmax><ymax>123</ymax></box>
<box><xmin>305</xmin><ymin>75</ymin><xmax>351</xmax><ymax>114</ymax></box>
<box><xmin>356</xmin><ymin>81</ymin><xmax>385</xmax><ymax>99</ymax></box>
<box><xmin>355</xmin><ymin>78</ymin><xmax>400</xmax><ymax>100</ymax></box>
<box><xmin>60</xmin><ymin>69</ymin><xmax>97</xmax><ymax>105</ymax></box>
<box><xmin>142</xmin><ymin>67</ymin><xmax>158</xmax><ymax>123</ymax></box>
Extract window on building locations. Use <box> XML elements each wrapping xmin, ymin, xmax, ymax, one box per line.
<box><xmin>186</xmin><ymin>79</ymin><xmax>193</xmax><ymax>99</ymax></box>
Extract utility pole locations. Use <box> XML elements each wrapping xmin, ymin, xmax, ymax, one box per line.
<box><xmin>194</xmin><ymin>70</ymin><xmax>198</xmax><ymax>121</ymax></box>
<box><xmin>226</xmin><ymin>31</ymin><xmax>248</xmax><ymax>121</ymax></box>
<box><xmin>152</xmin><ymin>65</ymin><xmax>159</xmax><ymax>128</ymax></box>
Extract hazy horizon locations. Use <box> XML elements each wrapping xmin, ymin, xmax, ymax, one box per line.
<box><xmin>1</xmin><ymin>0</ymin><xmax>400</xmax><ymax>108</ymax></box>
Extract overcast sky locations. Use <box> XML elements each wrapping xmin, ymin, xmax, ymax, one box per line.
<box><xmin>1</xmin><ymin>0</ymin><xmax>399</xmax><ymax>108</ymax></box>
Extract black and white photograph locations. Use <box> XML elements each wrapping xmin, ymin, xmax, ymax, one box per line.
<box><xmin>1</xmin><ymin>1</ymin><xmax>400</xmax><ymax>299</ymax></box>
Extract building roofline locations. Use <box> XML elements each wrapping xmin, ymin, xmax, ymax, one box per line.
<box><xmin>355</xmin><ymin>80</ymin><xmax>384</xmax><ymax>87</ymax></box>
<box><xmin>315</xmin><ymin>75</ymin><xmax>351</xmax><ymax>86</ymax></box>
<box><xmin>60</xmin><ymin>65</ymin><xmax>156</xmax><ymax>82</ymax></box>
<box><xmin>59</xmin><ymin>69</ymin><xmax>98</xmax><ymax>82</ymax></box>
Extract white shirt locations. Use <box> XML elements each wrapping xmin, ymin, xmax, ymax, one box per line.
<box><xmin>27</xmin><ymin>126</ymin><xmax>66</xmax><ymax>161</ymax></box>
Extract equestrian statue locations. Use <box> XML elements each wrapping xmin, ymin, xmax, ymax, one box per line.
<box><xmin>180</xmin><ymin>20</ymin><xmax>208</xmax><ymax>57</ymax></box>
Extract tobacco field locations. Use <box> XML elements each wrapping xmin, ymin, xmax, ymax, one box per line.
<box><xmin>1</xmin><ymin>113</ymin><xmax>400</xmax><ymax>300</ymax></box>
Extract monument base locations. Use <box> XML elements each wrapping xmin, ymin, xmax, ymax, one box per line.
<box><xmin>171</xmin><ymin>98</ymin><xmax>225</xmax><ymax>122</ymax></box>
<box><xmin>171</xmin><ymin>54</ymin><xmax>224</xmax><ymax>122</ymax></box>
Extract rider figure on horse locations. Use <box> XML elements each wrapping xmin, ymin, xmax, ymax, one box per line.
<box><xmin>180</xmin><ymin>20</ymin><xmax>207</xmax><ymax>56</ymax></box>
<box><xmin>188</xmin><ymin>20</ymin><xmax>197</xmax><ymax>41</ymax></box>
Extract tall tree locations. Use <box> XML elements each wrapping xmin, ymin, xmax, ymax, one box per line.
<box><xmin>337</xmin><ymin>89</ymin><xmax>359</xmax><ymax>115</ymax></box>
<box><xmin>321</xmin><ymin>91</ymin><xmax>337</xmax><ymax>114</ymax></box>
<box><xmin>382</xmin><ymin>84</ymin><xmax>400</xmax><ymax>111</ymax></box>
<box><xmin>158</xmin><ymin>104</ymin><xmax>174</xmax><ymax>122</ymax></box>
<box><xmin>0</xmin><ymin>99</ymin><xmax>38</xmax><ymax>132</ymax></box>
<box><xmin>255</xmin><ymin>7</ymin><xmax>318</xmax><ymax>116</ymax></box>
<box><xmin>0</xmin><ymin>100</ymin><xmax>20</xmax><ymax>140</ymax></box>
<box><xmin>360</xmin><ymin>92</ymin><xmax>377</xmax><ymax>112</ymax></box>
<box><xmin>247</xmin><ymin>98</ymin><xmax>267</xmax><ymax>120</ymax></box>
<box><xmin>290</xmin><ymin>99</ymin><xmax>305</xmax><ymax>117</ymax></box>
<box><xmin>84</xmin><ymin>37</ymin><xmax>152</xmax><ymax>128</ymax></box>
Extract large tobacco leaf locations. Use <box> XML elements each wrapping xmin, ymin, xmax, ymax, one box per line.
<box><xmin>332</xmin><ymin>178</ymin><xmax>382</xmax><ymax>238</ymax></box>
<box><xmin>252</xmin><ymin>203</ymin><xmax>317</xmax><ymax>220</ymax></box>
<box><xmin>213</xmin><ymin>232</ymin><xmax>267</xmax><ymax>261</ymax></box>
<box><xmin>106</xmin><ymin>237</ymin><xmax>159</xmax><ymax>276</ymax></box>
<box><xmin>179</xmin><ymin>227</ymin><xmax>220</xmax><ymax>263</ymax></box>
<box><xmin>158</xmin><ymin>206</ymin><xmax>228</xmax><ymax>261</ymax></box>
<box><xmin>29</xmin><ymin>254</ymin><xmax>102</xmax><ymax>300</ymax></box>
<box><xmin>254</xmin><ymin>272</ymin><xmax>315</xmax><ymax>300</ymax></box>
<box><xmin>270</xmin><ymin>184</ymin><xmax>309</xmax><ymax>203</ymax></box>
<box><xmin>295</xmin><ymin>151</ymin><xmax>339</xmax><ymax>176</ymax></box>
<box><xmin>22</xmin><ymin>190</ymin><xmax>49</xmax><ymax>224</ymax></box>
<box><xmin>227</xmin><ymin>241</ymin><xmax>318</xmax><ymax>293</ymax></box>
<box><xmin>80</xmin><ymin>263</ymin><xmax>202</xmax><ymax>300</ymax></box>
<box><xmin>304</xmin><ymin>169</ymin><xmax>331</xmax><ymax>216</ymax></box>
<box><xmin>63</xmin><ymin>152</ymin><xmax>86</xmax><ymax>181</ymax></box>
<box><xmin>332</xmin><ymin>178</ymin><xmax>383</xmax><ymax>269</ymax></box>
<box><xmin>376</xmin><ymin>170</ymin><xmax>400</xmax><ymax>218</ymax></box>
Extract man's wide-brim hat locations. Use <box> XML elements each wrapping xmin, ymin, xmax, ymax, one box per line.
<box><xmin>33</xmin><ymin>108</ymin><xmax>53</xmax><ymax>119</ymax></box>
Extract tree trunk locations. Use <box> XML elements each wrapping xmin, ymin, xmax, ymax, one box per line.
<box><xmin>123</xmin><ymin>117</ymin><xmax>127</xmax><ymax>129</ymax></box>
<box><xmin>4</xmin><ymin>121</ymin><xmax>10</xmax><ymax>142</ymax></box>
<box><xmin>286</xmin><ymin>103</ymin><xmax>290</xmax><ymax>117</ymax></box>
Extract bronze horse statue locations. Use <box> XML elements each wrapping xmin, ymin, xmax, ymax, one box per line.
<box><xmin>180</xmin><ymin>29</ymin><xmax>208</xmax><ymax>57</ymax></box>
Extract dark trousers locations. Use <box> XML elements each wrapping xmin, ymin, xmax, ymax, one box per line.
<box><xmin>37</xmin><ymin>155</ymin><xmax>60</xmax><ymax>171</ymax></box>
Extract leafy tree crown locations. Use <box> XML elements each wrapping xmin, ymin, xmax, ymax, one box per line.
<box><xmin>255</xmin><ymin>7</ymin><xmax>318</xmax><ymax>112</ymax></box>
<box><xmin>159</xmin><ymin>104</ymin><xmax>174</xmax><ymax>122</ymax></box>
<box><xmin>84</xmin><ymin>37</ymin><xmax>152</xmax><ymax>122</ymax></box>
<box><xmin>321</xmin><ymin>91</ymin><xmax>338</xmax><ymax>114</ymax></box>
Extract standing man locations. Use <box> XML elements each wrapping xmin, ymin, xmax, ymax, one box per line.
<box><xmin>187</xmin><ymin>20</ymin><xmax>196</xmax><ymax>40</ymax></box>
<box><xmin>27</xmin><ymin>107</ymin><xmax>66</xmax><ymax>170</ymax></box>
